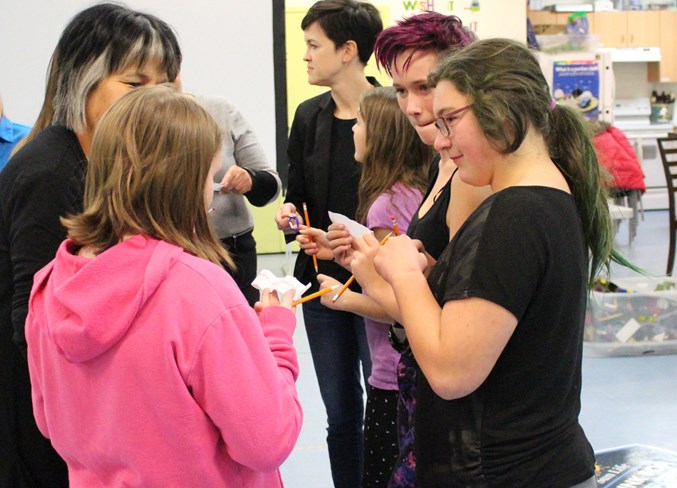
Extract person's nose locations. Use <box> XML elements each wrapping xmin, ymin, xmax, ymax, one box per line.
<box><xmin>404</xmin><ymin>93</ymin><xmax>422</xmax><ymax>117</ymax></box>
<box><xmin>303</xmin><ymin>49</ymin><xmax>311</xmax><ymax>62</ymax></box>
<box><xmin>434</xmin><ymin>130</ymin><xmax>451</xmax><ymax>154</ymax></box>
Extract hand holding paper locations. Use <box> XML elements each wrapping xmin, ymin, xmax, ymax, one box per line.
<box><xmin>251</xmin><ymin>269</ymin><xmax>311</xmax><ymax>302</ymax></box>
<box><xmin>328</xmin><ymin>211</ymin><xmax>371</xmax><ymax>237</ymax></box>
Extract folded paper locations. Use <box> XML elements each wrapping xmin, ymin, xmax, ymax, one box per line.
<box><xmin>328</xmin><ymin>211</ymin><xmax>371</xmax><ymax>237</ymax></box>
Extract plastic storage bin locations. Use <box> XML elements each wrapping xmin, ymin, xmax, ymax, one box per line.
<box><xmin>536</xmin><ymin>34</ymin><xmax>598</xmax><ymax>53</ymax></box>
<box><xmin>584</xmin><ymin>276</ymin><xmax>677</xmax><ymax>357</ymax></box>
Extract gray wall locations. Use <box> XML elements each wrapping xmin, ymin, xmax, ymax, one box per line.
<box><xmin>0</xmin><ymin>0</ymin><xmax>278</xmax><ymax>165</ymax></box>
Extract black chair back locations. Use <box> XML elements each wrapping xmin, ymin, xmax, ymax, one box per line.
<box><xmin>657</xmin><ymin>136</ymin><xmax>677</xmax><ymax>275</ymax></box>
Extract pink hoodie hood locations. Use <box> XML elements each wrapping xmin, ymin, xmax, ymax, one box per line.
<box><xmin>31</xmin><ymin>235</ymin><xmax>183</xmax><ymax>363</ymax></box>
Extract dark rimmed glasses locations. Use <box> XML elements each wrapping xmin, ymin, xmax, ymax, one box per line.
<box><xmin>434</xmin><ymin>104</ymin><xmax>474</xmax><ymax>137</ymax></box>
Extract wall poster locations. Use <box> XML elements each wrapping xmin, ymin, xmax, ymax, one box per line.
<box><xmin>552</xmin><ymin>59</ymin><xmax>600</xmax><ymax>119</ymax></box>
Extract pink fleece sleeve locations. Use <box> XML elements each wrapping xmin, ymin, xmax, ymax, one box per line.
<box><xmin>186</xmin><ymin>304</ymin><xmax>302</xmax><ymax>472</ymax></box>
<box><xmin>25</xmin><ymin>278</ymin><xmax>51</xmax><ymax>440</ymax></box>
<box><xmin>26</xmin><ymin>315</ymin><xmax>49</xmax><ymax>438</ymax></box>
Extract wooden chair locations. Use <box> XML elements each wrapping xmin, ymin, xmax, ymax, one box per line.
<box><xmin>657</xmin><ymin>135</ymin><xmax>677</xmax><ymax>275</ymax></box>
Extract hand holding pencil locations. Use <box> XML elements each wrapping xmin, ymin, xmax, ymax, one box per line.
<box><xmin>302</xmin><ymin>202</ymin><xmax>319</xmax><ymax>273</ymax></box>
<box><xmin>292</xmin><ymin>284</ymin><xmax>339</xmax><ymax>306</ymax></box>
<box><xmin>372</xmin><ymin>234</ymin><xmax>428</xmax><ymax>285</ymax></box>
<box><xmin>332</xmin><ymin>231</ymin><xmax>392</xmax><ymax>303</ymax></box>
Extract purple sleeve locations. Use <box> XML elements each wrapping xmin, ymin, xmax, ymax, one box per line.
<box><xmin>365</xmin><ymin>182</ymin><xmax>423</xmax><ymax>235</ymax></box>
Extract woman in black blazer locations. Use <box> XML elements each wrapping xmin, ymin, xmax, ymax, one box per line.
<box><xmin>274</xmin><ymin>1</ymin><xmax>382</xmax><ymax>486</ymax></box>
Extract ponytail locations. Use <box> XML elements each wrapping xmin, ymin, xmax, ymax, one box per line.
<box><xmin>547</xmin><ymin>104</ymin><xmax>614</xmax><ymax>284</ymax></box>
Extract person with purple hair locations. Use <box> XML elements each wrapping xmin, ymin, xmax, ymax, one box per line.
<box><xmin>325</xmin><ymin>12</ymin><xmax>491</xmax><ymax>486</ymax></box>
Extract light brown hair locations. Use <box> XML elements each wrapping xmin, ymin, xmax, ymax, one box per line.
<box><xmin>63</xmin><ymin>85</ymin><xmax>233</xmax><ymax>267</ymax></box>
<box><xmin>355</xmin><ymin>86</ymin><xmax>433</xmax><ymax>224</ymax></box>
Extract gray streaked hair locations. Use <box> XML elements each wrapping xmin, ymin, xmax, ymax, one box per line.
<box><xmin>50</xmin><ymin>3</ymin><xmax>181</xmax><ymax>133</ymax></box>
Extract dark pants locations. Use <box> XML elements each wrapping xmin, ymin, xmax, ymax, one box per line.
<box><xmin>0</xmin><ymin>347</ymin><xmax>68</xmax><ymax>488</ymax></box>
<box><xmin>220</xmin><ymin>230</ymin><xmax>258</xmax><ymax>307</ymax></box>
<box><xmin>389</xmin><ymin>352</ymin><xmax>417</xmax><ymax>488</ymax></box>
<box><xmin>363</xmin><ymin>386</ymin><xmax>399</xmax><ymax>488</ymax></box>
<box><xmin>303</xmin><ymin>299</ymin><xmax>372</xmax><ymax>488</ymax></box>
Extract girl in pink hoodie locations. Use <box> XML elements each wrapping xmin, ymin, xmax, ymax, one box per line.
<box><xmin>26</xmin><ymin>85</ymin><xmax>302</xmax><ymax>488</ymax></box>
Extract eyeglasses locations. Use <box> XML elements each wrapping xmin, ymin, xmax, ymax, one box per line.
<box><xmin>434</xmin><ymin>104</ymin><xmax>474</xmax><ymax>137</ymax></box>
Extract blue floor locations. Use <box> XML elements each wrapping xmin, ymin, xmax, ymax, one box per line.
<box><xmin>258</xmin><ymin>209</ymin><xmax>677</xmax><ymax>488</ymax></box>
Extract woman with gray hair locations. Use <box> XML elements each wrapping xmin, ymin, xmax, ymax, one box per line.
<box><xmin>0</xmin><ymin>4</ymin><xmax>181</xmax><ymax>486</ymax></box>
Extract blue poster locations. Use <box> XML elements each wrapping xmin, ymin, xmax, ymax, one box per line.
<box><xmin>595</xmin><ymin>445</ymin><xmax>677</xmax><ymax>487</ymax></box>
<box><xmin>552</xmin><ymin>60</ymin><xmax>600</xmax><ymax>119</ymax></box>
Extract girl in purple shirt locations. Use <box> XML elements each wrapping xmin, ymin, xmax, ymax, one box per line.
<box><xmin>313</xmin><ymin>86</ymin><xmax>432</xmax><ymax>487</ymax></box>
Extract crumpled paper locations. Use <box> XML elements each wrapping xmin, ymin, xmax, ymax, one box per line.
<box><xmin>251</xmin><ymin>269</ymin><xmax>311</xmax><ymax>301</ymax></box>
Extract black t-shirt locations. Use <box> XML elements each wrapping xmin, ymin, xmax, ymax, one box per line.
<box><xmin>327</xmin><ymin>117</ymin><xmax>360</xmax><ymax>224</ymax></box>
<box><xmin>418</xmin><ymin>186</ymin><xmax>595</xmax><ymax>487</ymax></box>
<box><xmin>318</xmin><ymin>116</ymin><xmax>361</xmax><ymax>289</ymax></box>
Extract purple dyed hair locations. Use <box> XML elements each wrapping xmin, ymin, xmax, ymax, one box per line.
<box><xmin>374</xmin><ymin>12</ymin><xmax>475</xmax><ymax>76</ymax></box>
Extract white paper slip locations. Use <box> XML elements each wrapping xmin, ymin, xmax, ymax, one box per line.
<box><xmin>328</xmin><ymin>211</ymin><xmax>371</xmax><ymax>237</ymax></box>
<box><xmin>251</xmin><ymin>269</ymin><xmax>311</xmax><ymax>301</ymax></box>
<box><xmin>213</xmin><ymin>183</ymin><xmax>224</xmax><ymax>192</ymax></box>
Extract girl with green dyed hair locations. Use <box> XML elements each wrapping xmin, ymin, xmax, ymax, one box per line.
<box><xmin>349</xmin><ymin>38</ymin><xmax>612</xmax><ymax>487</ymax></box>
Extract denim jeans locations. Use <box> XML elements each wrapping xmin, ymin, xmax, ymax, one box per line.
<box><xmin>303</xmin><ymin>299</ymin><xmax>372</xmax><ymax>488</ymax></box>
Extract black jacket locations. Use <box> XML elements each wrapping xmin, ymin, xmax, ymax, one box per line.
<box><xmin>0</xmin><ymin>126</ymin><xmax>86</xmax><ymax>357</ymax></box>
<box><xmin>285</xmin><ymin>78</ymin><xmax>379</xmax><ymax>292</ymax></box>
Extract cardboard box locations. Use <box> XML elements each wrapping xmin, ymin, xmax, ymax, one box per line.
<box><xmin>585</xmin><ymin>277</ymin><xmax>677</xmax><ymax>357</ymax></box>
<box><xmin>533</xmin><ymin>24</ymin><xmax>567</xmax><ymax>35</ymax></box>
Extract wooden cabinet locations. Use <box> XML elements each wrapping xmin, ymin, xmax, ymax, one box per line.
<box><xmin>648</xmin><ymin>10</ymin><xmax>677</xmax><ymax>83</ymax></box>
<box><xmin>529</xmin><ymin>9</ymin><xmax>674</xmax><ymax>83</ymax></box>
<box><xmin>591</xmin><ymin>11</ymin><xmax>660</xmax><ymax>48</ymax></box>
<box><xmin>528</xmin><ymin>10</ymin><xmax>568</xmax><ymax>26</ymax></box>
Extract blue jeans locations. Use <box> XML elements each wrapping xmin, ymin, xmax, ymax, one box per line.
<box><xmin>303</xmin><ymin>300</ymin><xmax>372</xmax><ymax>488</ymax></box>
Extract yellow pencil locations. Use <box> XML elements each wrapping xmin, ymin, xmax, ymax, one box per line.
<box><xmin>390</xmin><ymin>215</ymin><xmax>400</xmax><ymax>236</ymax></box>
<box><xmin>303</xmin><ymin>202</ymin><xmax>319</xmax><ymax>273</ymax></box>
<box><xmin>332</xmin><ymin>232</ymin><xmax>393</xmax><ymax>303</ymax></box>
<box><xmin>292</xmin><ymin>285</ymin><xmax>340</xmax><ymax>306</ymax></box>
<box><xmin>331</xmin><ymin>276</ymin><xmax>356</xmax><ymax>303</ymax></box>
